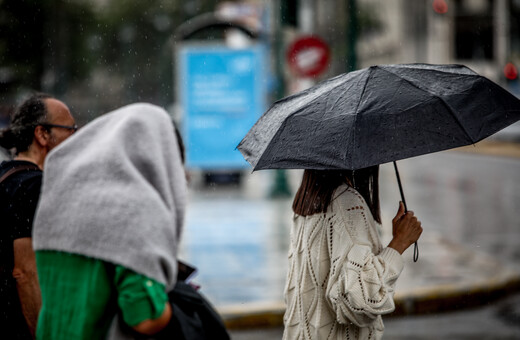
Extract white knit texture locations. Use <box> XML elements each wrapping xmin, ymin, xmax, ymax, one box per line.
<box><xmin>283</xmin><ymin>184</ymin><xmax>404</xmax><ymax>340</ymax></box>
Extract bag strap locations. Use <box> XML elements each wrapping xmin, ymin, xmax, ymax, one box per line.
<box><xmin>0</xmin><ymin>163</ymin><xmax>40</xmax><ymax>184</ymax></box>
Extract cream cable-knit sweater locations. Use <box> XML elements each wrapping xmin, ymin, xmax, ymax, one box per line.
<box><xmin>283</xmin><ymin>184</ymin><xmax>404</xmax><ymax>340</ymax></box>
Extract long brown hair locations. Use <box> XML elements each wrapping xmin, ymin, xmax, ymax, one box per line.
<box><xmin>292</xmin><ymin>166</ymin><xmax>381</xmax><ymax>223</ymax></box>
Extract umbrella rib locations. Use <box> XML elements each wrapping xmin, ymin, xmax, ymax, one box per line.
<box><xmin>388</xmin><ymin>63</ymin><xmax>481</xmax><ymax>78</ymax></box>
<box><xmin>350</xmin><ymin>68</ymin><xmax>373</xmax><ymax>166</ymax></box>
<box><xmin>241</xmin><ymin>73</ymin><xmax>360</xmax><ymax>170</ymax></box>
<box><xmin>379</xmin><ymin>67</ymin><xmax>476</xmax><ymax>143</ymax></box>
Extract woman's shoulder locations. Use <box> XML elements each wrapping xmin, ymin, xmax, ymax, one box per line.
<box><xmin>331</xmin><ymin>184</ymin><xmax>368</xmax><ymax>210</ymax></box>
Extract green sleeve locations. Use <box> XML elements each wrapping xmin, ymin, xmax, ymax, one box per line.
<box><xmin>113</xmin><ymin>266</ymin><xmax>169</xmax><ymax>327</ymax></box>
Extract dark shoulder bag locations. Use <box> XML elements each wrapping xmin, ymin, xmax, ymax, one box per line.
<box><xmin>155</xmin><ymin>279</ymin><xmax>230</xmax><ymax>340</ymax></box>
<box><xmin>118</xmin><ymin>261</ymin><xmax>230</xmax><ymax>340</ymax></box>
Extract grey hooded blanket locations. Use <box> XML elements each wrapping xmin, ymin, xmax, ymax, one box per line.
<box><xmin>33</xmin><ymin>103</ymin><xmax>187</xmax><ymax>290</ymax></box>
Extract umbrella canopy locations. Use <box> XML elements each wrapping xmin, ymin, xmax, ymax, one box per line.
<box><xmin>238</xmin><ymin>63</ymin><xmax>520</xmax><ymax>171</ymax></box>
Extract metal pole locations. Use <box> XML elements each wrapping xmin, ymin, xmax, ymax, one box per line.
<box><xmin>299</xmin><ymin>0</ymin><xmax>313</xmax><ymax>34</ymax></box>
<box><xmin>346</xmin><ymin>0</ymin><xmax>358</xmax><ymax>72</ymax></box>
<box><xmin>269</xmin><ymin>0</ymin><xmax>292</xmax><ymax>198</ymax></box>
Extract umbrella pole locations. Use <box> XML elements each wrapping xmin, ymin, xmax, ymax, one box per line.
<box><xmin>393</xmin><ymin>161</ymin><xmax>419</xmax><ymax>262</ymax></box>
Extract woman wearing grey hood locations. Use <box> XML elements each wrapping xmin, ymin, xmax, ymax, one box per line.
<box><xmin>32</xmin><ymin>103</ymin><xmax>187</xmax><ymax>339</ymax></box>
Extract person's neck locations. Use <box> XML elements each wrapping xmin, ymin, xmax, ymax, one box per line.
<box><xmin>15</xmin><ymin>150</ymin><xmax>45</xmax><ymax>170</ymax></box>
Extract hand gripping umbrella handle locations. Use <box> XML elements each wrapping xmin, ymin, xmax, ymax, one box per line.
<box><xmin>393</xmin><ymin>161</ymin><xmax>419</xmax><ymax>262</ymax></box>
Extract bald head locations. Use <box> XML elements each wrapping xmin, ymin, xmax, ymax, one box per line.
<box><xmin>0</xmin><ymin>93</ymin><xmax>76</xmax><ymax>168</ymax></box>
<box><xmin>42</xmin><ymin>98</ymin><xmax>76</xmax><ymax>151</ymax></box>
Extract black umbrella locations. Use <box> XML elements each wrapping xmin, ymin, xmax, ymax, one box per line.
<box><xmin>237</xmin><ymin>63</ymin><xmax>520</xmax><ymax>260</ymax></box>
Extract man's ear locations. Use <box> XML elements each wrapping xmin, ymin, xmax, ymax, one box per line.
<box><xmin>34</xmin><ymin>125</ymin><xmax>50</xmax><ymax>147</ymax></box>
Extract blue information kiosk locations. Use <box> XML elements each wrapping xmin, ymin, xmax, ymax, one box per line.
<box><xmin>177</xmin><ymin>44</ymin><xmax>266</xmax><ymax>175</ymax></box>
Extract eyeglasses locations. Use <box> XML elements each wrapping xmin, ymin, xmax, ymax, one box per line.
<box><xmin>40</xmin><ymin>123</ymin><xmax>78</xmax><ymax>133</ymax></box>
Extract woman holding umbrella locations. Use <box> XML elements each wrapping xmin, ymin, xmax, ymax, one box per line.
<box><xmin>283</xmin><ymin>166</ymin><xmax>422</xmax><ymax>340</ymax></box>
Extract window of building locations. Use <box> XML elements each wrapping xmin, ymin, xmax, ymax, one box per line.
<box><xmin>454</xmin><ymin>0</ymin><xmax>494</xmax><ymax>60</ymax></box>
<box><xmin>510</xmin><ymin>0</ymin><xmax>520</xmax><ymax>57</ymax></box>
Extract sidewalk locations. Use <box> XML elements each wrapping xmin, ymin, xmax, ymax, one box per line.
<box><xmin>220</xmin><ymin>229</ymin><xmax>520</xmax><ymax>330</ymax></box>
<box><xmin>181</xmin><ymin>139</ymin><xmax>520</xmax><ymax>333</ymax></box>
<box><xmin>455</xmin><ymin>139</ymin><xmax>520</xmax><ymax>158</ymax></box>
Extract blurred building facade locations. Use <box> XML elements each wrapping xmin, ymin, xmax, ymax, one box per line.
<box><xmin>0</xmin><ymin>0</ymin><xmax>518</xmax><ymax>126</ymax></box>
<box><xmin>299</xmin><ymin>0</ymin><xmax>519</xmax><ymax>92</ymax></box>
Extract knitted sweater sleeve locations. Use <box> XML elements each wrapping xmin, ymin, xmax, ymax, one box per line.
<box><xmin>325</xmin><ymin>191</ymin><xmax>404</xmax><ymax>328</ymax></box>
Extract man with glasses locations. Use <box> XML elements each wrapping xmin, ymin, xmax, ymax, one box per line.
<box><xmin>0</xmin><ymin>93</ymin><xmax>76</xmax><ymax>339</ymax></box>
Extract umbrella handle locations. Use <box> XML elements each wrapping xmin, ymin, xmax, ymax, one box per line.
<box><xmin>393</xmin><ymin>161</ymin><xmax>419</xmax><ymax>262</ymax></box>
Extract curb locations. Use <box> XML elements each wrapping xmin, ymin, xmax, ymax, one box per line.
<box><xmin>220</xmin><ymin>271</ymin><xmax>520</xmax><ymax>330</ymax></box>
<box><xmin>391</xmin><ymin>271</ymin><xmax>520</xmax><ymax>316</ymax></box>
<box><xmin>221</xmin><ymin>302</ymin><xmax>285</xmax><ymax>330</ymax></box>
<box><xmin>454</xmin><ymin>140</ymin><xmax>520</xmax><ymax>159</ymax></box>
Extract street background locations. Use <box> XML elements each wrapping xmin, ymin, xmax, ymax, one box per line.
<box><xmin>2</xmin><ymin>1</ymin><xmax>520</xmax><ymax>124</ymax></box>
<box><xmin>211</xmin><ymin>143</ymin><xmax>520</xmax><ymax>339</ymax></box>
<box><xmin>1</xmin><ymin>0</ymin><xmax>520</xmax><ymax>338</ymax></box>
<box><xmin>180</xmin><ymin>146</ymin><xmax>520</xmax><ymax>307</ymax></box>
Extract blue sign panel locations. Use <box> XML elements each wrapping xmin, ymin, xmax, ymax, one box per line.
<box><xmin>178</xmin><ymin>45</ymin><xmax>266</xmax><ymax>169</ymax></box>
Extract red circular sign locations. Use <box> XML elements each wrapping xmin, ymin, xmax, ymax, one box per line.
<box><xmin>287</xmin><ymin>36</ymin><xmax>330</xmax><ymax>77</ymax></box>
<box><xmin>504</xmin><ymin>62</ymin><xmax>518</xmax><ymax>80</ymax></box>
<box><xmin>432</xmin><ymin>0</ymin><xmax>448</xmax><ymax>14</ymax></box>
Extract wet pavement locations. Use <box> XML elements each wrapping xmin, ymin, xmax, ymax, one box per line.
<box><xmin>229</xmin><ymin>293</ymin><xmax>520</xmax><ymax>339</ymax></box>
<box><xmin>390</xmin><ymin>151</ymin><xmax>520</xmax><ymax>271</ymax></box>
<box><xmin>177</xmin><ymin>147</ymin><xmax>520</xmax><ymax>336</ymax></box>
